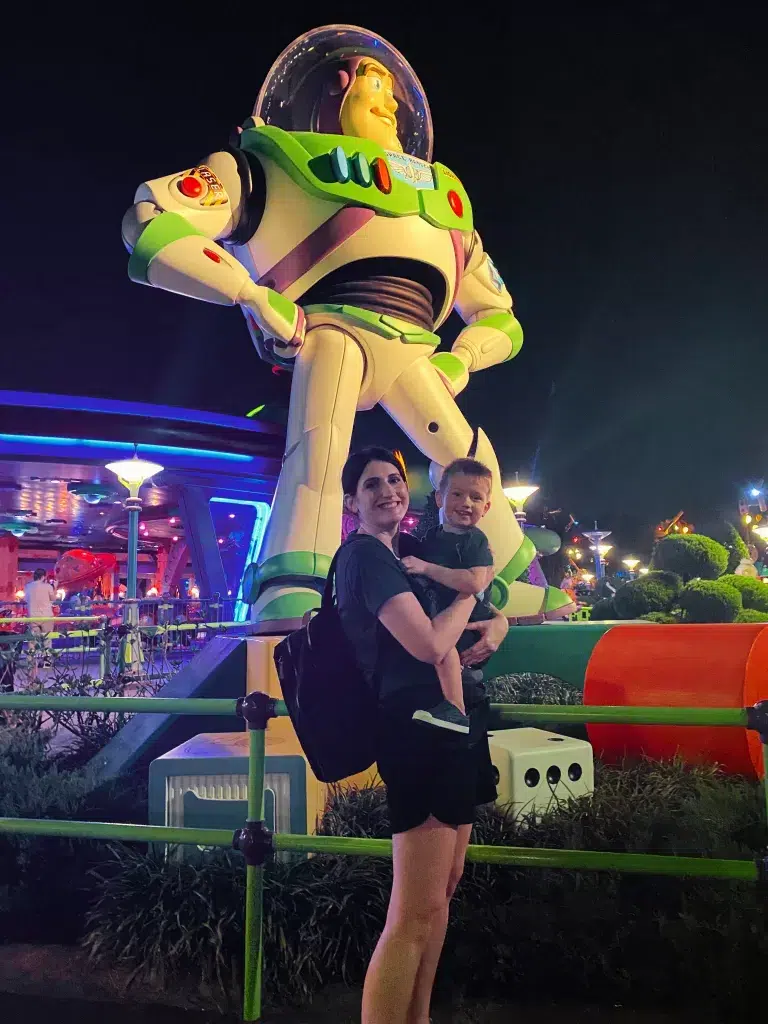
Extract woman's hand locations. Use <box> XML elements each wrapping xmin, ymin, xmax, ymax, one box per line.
<box><xmin>459</xmin><ymin>608</ymin><xmax>509</xmax><ymax>667</ymax></box>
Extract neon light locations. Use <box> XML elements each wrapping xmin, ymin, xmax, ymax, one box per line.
<box><xmin>0</xmin><ymin>434</ymin><xmax>252</xmax><ymax>462</ymax></box>
<box><xmin>0</xmin><ymin>390</ymin><xmax>278</xmax><ymax>435</ymax></box>
<box><xmin>210</xmin><ymin>497</ymin><xmax>266</xmax><ymax>506</ymax></box>
<box><xmin>210</xmin><ymin>497</ymin><xmax>270</xmax><ymax>621</ymax></box>
<box><xmin>246</xmin><ymin>404</ymin><xmax>266</xmax><ymax>418</ymax></box>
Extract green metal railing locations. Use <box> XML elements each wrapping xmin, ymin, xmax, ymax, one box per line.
<box><xmin>0</xmin><ymin>693</ymin><xmax>767</xmax><ymax>1022</ymax></box>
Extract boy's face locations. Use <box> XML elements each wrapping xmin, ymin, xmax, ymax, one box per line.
<box><xmin>437</xmin><ymin>472</ymin><xmax>492</xmax><ymax>529</ymax></box>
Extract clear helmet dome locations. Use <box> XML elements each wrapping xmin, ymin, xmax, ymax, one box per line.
<box><xmin>253</xmin><ymin>25</ymin><xmax>433</xmax><ymax>162</ymax></box>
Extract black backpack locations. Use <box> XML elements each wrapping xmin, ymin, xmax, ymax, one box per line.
<box><xmin>273</xmin><ymin>545</ymin><xmax>377</xmax><ymax>783</ymax></box>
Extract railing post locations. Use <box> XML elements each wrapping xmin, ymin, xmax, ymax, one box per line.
<box><xmin>98</xmin><ymin>624</ymin><xmax>108</xmax><ymax>682</ymax></box>
<box><xmin>747</xmin><ymin>701</ymin><xmax>768</xmax><ymax>835</ymax></box>
<box><xmin>234</xmin><ymin>692</ymin><xmax>277</xmax><ymax>1023</ymax></box>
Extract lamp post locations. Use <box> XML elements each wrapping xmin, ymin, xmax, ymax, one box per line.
<box><xmin>503</xmin><ymin>473</ymin><xmax>539</xmax><ymax>525</ymax></box>
<box><xmin>583</xmin><ymin>523</ymin><xmax>612</xmax><ymax>582</ymax></box>
<box><xmin>622</xmin><ymin>557</ymin><xmax>641</xmax><ymax>580</ymax></box>
<box><xmin>106</xmin><ymin>452</ymin><xmax>164</xmax><ymax>672</ymax></box>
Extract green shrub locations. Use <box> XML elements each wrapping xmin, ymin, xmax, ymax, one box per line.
<box><xmin>719</xmin><ymin>574</ymin><xmax>768</xmax><ymax>612</ymax></box>
<box><xmin>83</xmin><ymin>762</ymin><xmax>767</xmax><ymax>1019</ymax></box>
<box><xmin>0</xmin><ymin>726</ymin><xmax>146</xmax><ymax>943</ymax></box>
<box><xmin>678</xmin><ymin>579</ymin><xmax>742</xmax><ymax>623</ymax></box>
<box><xmin>700</xmin><ymin>520</ymin><xmax>750</xmax><ymax>574</ymax></box>
<box><xmin>83</xmin><ymin>840</ymin><xmax>393</xmax><ymax>1007</ymax></box>
<box><xmin>735</xmin><ymin>609</ymin><xmax>768</xmax><ymax>623</ymax></box>
<box><xmin>652</xmin><ymin>534</ymin><xmax>729</xmax><ymax>582</ymax></box>
<box><xmin>589</xmin><ymin>598</ymin><xmax>615</xmax><ymax>620</ymax></box>
<box><xmin>486</xmin><ymin>672</ymin><xmax>583</xmax><ymax>706</ymax></box>
<box><xmin>612</xmin><ymin>571</ymin><xmax>683</xmax><ymax>619</ymax></box>
<box><xmin>641</xmin><ymin>612</ymin><xmax>679</xmax><ymax>624</ymax></box>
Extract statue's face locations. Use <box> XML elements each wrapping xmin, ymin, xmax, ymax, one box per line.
<box><xmin>340</xmin><ymin>58</ymin><xmax>402</xmax><ymax>152</ymax></box>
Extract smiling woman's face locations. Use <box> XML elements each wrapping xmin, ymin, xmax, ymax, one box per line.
<box><xmin>345</xmin><ymin>460</ymin><xmax>409</xmax><ymax>532</ymax></box>
<box><xmin>339</xmin><ymin>58</ymin><xmax>402</xmax><ymax>152</ymax></box>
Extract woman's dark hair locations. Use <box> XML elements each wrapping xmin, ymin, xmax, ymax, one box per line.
<box><xmin>342</xmin><ymin>447</ymin><xmax>406</xmax><ymax>496</ymax></box>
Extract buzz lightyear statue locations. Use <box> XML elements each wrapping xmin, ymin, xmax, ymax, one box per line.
<box><xmin>121</xmin><ymin>25</ymin><xmax>573</xmax><ymax>628</ymax></box>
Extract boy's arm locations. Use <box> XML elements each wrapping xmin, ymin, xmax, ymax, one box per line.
<box><xmin>400</xmin><ymin>557</ymin><xmax>494</xmax><ymax>595</ymax></box>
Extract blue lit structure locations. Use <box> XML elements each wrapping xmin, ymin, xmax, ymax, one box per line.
<box><xmin>0</xmin><ymin>392</ymin><xmax>283</xmax><ymax>605</ymax></box>
<box><xmin>210</xmin><ymin>498</ymin><xmax>270</xmax><ymax>621</ymax></box>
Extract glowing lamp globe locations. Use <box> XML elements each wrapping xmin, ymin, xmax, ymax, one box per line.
<box><xmin>623</xmin><ymin>558</ymin><xmax>641</xmax><ymax>571</ymax></box>
<box><xmin>754</xmin><ymin>526</ymin><xmax>768</xmax><ymax>539</ymax></box>
<box><xmin>590</xmin><ymin>544</ymin><xmax>613</xmax><ymax>556</ymax></box>
<box><xmin>503</xmin><ymin>483</ymin><xmax>539</xmax><ymax>506</ymax></box>
<box><xmin>106</xmin><ymin>454</ymin><xmax>164</xmax><ymax>497</ymax></box>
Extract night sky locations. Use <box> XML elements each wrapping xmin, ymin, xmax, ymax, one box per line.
<box><xmin>5</xmin><ymin>9</ymin><xmax>767</xmax><ymax>554</ymax></box>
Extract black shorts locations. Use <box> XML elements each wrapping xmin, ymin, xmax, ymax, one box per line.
<box><xmin>376</xmin><ymin>685</ymin><xmax>498</xmax><ymax>835</ymax></box>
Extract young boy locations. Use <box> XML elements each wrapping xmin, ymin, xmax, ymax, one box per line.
<box><xmin>400</xmin><ymin>458</ymin><xmax>497</xmax><ymax>735</ymax></box>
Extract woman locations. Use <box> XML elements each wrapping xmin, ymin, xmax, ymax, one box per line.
<box><xmin>336</xmin><ymin>446</ymin><xmax>509</xmax><ymax>1024</ymax></box>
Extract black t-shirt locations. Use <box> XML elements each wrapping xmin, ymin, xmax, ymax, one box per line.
<box><xmin>336</xmin><ymin>532</ymin><xmax>438</xmax><ymax>702</ymax></box>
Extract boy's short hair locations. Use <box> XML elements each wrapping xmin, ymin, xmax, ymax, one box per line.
<box><xmin>33</xmin><ymin>568</ymin><xmax>46</xmax><ymax>581</ymax></box>
<box><xmin>438</xmin><ymin>458</ymin><xmax>492</xmax><ymax>494</ymax></box>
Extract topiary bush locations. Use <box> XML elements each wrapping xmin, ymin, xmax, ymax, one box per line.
<box><xmin>652</xmin><ymin>533</ymin><xmax>729</xmax><ymax>582</ymax></box>
<box><xmin>735</xmin><ymin>609</ymin><xmax>768</xmax><ymax>623</ymax></box>
<box><xmin>640</xmin><ymin>611</ymin><xmax>679</xmax><ymax>623</ymax></box>
<box><xmin>589</xmin><ymin>598</ymin><xmax>616</xmax><ymax>620</ymax></box>
<box><xmin>678</xmin><ymin>579</ymin><xmax>742</xmax><ymax>623</ymax></box>
<box><xmin>612</xmin><ymin>570</ymin><xmax>683</xmax><ymax>619</ymax></box>
<box><xmin>700</xmin><ymin>520</ymin><xmax>750</xmax><ymax>574</ymax></box>
<box><xmin>719</xmin><ymin>574</ymin><xmax>768</xmax><ymax>612</ymax></box>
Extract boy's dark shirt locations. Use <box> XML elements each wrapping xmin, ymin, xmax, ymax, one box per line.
<box><xmin>401</xmin><ymin>525</ymin><xmax>495</xmax><ymax>686</ymax></box>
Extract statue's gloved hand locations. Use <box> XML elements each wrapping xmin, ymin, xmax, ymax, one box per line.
<box><xmin>237</xmin><ymin>279</ymin><xmax>306</xmax><ymax>360</ymax></box>
<box><xmin>451</xmin><ymin>313</ymin><xmax>524</xmax><ymax>375</ymax></box>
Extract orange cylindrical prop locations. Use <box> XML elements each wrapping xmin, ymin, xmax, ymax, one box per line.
<box><xmin>584</xmin><ymin>624</ymin><xmax>768</xmax><ymax>779</ymax></box>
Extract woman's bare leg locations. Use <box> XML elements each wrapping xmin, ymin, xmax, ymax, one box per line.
<box><xmin>362</xmin><ymin>816</ymin><xmax>458</xmax><ymax>1024</ymax></box>
<box><xmin>405</xmin><ymin>823</ymin><xmax>473</xmax><ymax>1024</ymax></box>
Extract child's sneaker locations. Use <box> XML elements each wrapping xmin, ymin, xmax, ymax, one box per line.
<box><xmin>412</xmin><ymin>700</ymin><xmax>470</xmax><ymax>734</ymax></box>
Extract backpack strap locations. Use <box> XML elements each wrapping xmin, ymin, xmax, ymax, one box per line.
<box><xmin>321</xmin><ymin>532</ymin><xmax>372</xmax><ymax>611</ymax></box>
<box><xmin>321</xmin><ymin>546</ymin><xmax>343</xmax><ymax>611</ymax></box>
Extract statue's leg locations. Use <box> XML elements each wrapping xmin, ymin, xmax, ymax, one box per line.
<box><xmin>380</xmin><ymin>355</ymin><xmax>574</xmax><ymax>620</ymax></box>
<box><xmin>248</xmin><ymin>322</ymin><xmax>364</xmax><ymax>628</ymax></box>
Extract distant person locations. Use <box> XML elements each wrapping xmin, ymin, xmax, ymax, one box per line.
<box><xmin>24</xmin><ymin>569</ymin><xmax>55</xmax><ymax>632</ymax></box>
<box><xmin>0</xmin><ymin>607</ymin><xmax>20</xmax><ymax>693</ymax></box>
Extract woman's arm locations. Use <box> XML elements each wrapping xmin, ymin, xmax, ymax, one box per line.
<box><xmin>459</xmin><ymin>606</ymin><xmax>509</xmax><ymax>666</ymax></box>
<box><xmin>377</xmin><ymin>590</ymin><xmax>476</xmax><ymax>665</ymax></box>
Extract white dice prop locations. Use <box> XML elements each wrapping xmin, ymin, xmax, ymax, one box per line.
<box><xmin>488</xmin><ymin>727</ymin><xmax>594</xmax><ymax>820</ymax></box>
